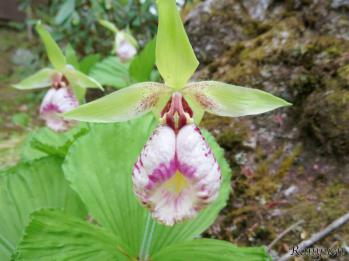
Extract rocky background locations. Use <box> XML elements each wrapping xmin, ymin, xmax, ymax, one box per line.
<box><xmin>185</xmin><ymin>0</ymin><xmax>349</xmax><ymax>260</ymax></box>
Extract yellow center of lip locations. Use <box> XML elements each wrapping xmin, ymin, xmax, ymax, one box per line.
<box><xmin>164</xmin><ymin>171</ymin><xmax>189</xmax><ymax>194</ymax></box>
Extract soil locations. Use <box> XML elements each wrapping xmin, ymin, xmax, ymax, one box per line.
<box><xmin>186</xmin><ymin>0</ymin><xmax>349</xmax><ymax>260</ymax></box>
<box><xmin>0</xmin><ymin>28</ymin><xmax>42</xmax><ymax>170</ymax></box>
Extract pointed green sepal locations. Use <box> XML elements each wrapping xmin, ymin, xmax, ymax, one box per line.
<box><xmin>64</xmin><ymin>82</ymin><xmax>171</xmax><ymax>123</ymax></box>
<box><xmin>64</xmin><ymin>68</ymin><xmax>103</xmax><ymax>91</ymax></box>
<box><xmin>99</xmin><ymin>19</ymin><xmax>119</xmax><ymax>33</ymax></box>
<box><xmin>12</xmin><ymin>68</ymin><xmax>56</xmax><ymax>90</ymax></box>
<box><xmin>183</xmin><ymin>81</ymin><xmax>291</xmax><ymax>117</ymax></box>
<box><xmin>35</xmin><ymin>23</ymin><xmax>67</xmax><ymax>70</ymax></box>
<box><xmin>156</xmin><ymin>0</ymin><xmax>199</xmax><ymax>89</ymax></box>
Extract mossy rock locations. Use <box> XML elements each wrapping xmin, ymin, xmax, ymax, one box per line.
<box><xmin>302</xmin><ymin>88</ymin><xmax>349</xmax><ymax>155</ymax></box>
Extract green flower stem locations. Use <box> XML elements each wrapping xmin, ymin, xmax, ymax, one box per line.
<box><xmin>139</xmin><ymin>213</ymin><xmax>156</xmax><ymax>261</ymax></box>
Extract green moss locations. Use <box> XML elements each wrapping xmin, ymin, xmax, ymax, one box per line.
<box><xmin>338</xmin><ymin>65</ymin><xmax>349</xmax><ymax>86</ymax></box>
<box><xmin>218</xmin><ymin>130</ymin><xmax>245</xmax><ymax>151</ymax></box>
<box><xmin>302</xmin><ymin>88</ymin><xmax>349</xmax><ymax>155</ymax></box>
<box><xmin>243</xmin><ymin>145</ymin><xmax>301</xmax><ymax>200</ymax></box>
<box><xmin>276</xmin><ymin>144</ymin><xmax>302</xmax><ymax>179</ymax></box>
<box><xmin>291</xmin><ymin>73</ymin><xmax>319</xmax><ymax>99</ymax></box>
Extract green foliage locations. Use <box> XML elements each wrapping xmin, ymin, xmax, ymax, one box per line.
<box><xmin>16</xmin><ymin>209</ymin><xmax>131</xmax><ymax>261</ymax></box>
<box><xmin>65</xmin><ymin>45</ymin><xmax>101</xmax><ymax>74</ymax></box>
<box><xmin>65</xmin><ymin>44</ymin><xmax>80</xmax><ymax>70</ymax></box>
<box><xmin>152</xmin><ymin>239</ymin><xmax>272</xmax><ymax>261</ymax></box>
<box><xmin>89</xmin><ymin>57</ymin><xmax>130</xmax><ymax>88</ymax></box>
<box><xmin>11</xmin><ymin>113</ymin><xmax>30</xmax><ymax>128</ymax></box>
<box><xmin>24</xmin><ymin>0</ymin><xmax>159</xmax><ymax>55</ymax></box>
<box><xmin>129</xmin><ymin>38</ymin><xmax>156</xmax><ymax>82</ymax></box>
<box><xmin>79</xmin><ymin>54</ymin><xmax>101</xmax><ymax>74</ymax></box>
<box><xmin>13</xmin><ymin>116</ymin><xmax>270</xmax><ymax>260</ymax></box>
<box><xmin>54</xmin><ymin>0</ymin><xmax>76</xmax><ymax>25</ymax></box>
<box><xmin>0</xmin><ymin>157</ymin><xmax>86</xmax><ymax>260</ymax></box>
<box><xmin>21</xmin><ymin>123</ymin><xmax>89</xmax><ymax>161</ymax></box>
<box><xmin>89</xmin><ymin>38</ymin><xmax>157</xmax><ymax>89</ymax></box>
<box><xmin>62</xmin><ymin>115</ymin><xmax>232</xmax><ymax>256</ymax></box>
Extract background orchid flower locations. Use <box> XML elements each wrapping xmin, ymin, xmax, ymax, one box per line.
<box><xmin>64</xmin><ymin>0</ymin><xmax>290</xmax><ymax>225</ymax></box>
<box><xmin>99</xmin><ymin>20</ymin><xmax>138</xmax><ymax>62</ymax></box>
<box><xmin>13</xmin><ymin>23</ymin><xmax>102</xmax><ymax>131</ymax></box>
<box><xmin>39</xmin><ymin>83</ymin><xmax>79</xmax><ymax>132</ymax></box>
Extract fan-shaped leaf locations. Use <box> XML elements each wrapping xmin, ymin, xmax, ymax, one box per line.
<box><xmin>152</xmin><ymin>239</ymin><xmax>272</xmax><ymax>261</ymax></box>
<box><xmin>21</xmin><ymin>124</ymin><xmax>89</xmax><ymax>161</ymax></box>
<box><xmin>130</xmin><ymin>38</ymin><xmax>156</xmax><ymax>82</ymax></box>
<box><xmin>63</xmin><ymin>115</ymin><xmax>231</xmax><ymax>257</ymax></box>
<box><xmin>89</xmin><ymin>57</ymin><xmax>130</xmax><ymax>89</ymax></box>
<box><xmin>16</xmin><ymin>209</ymin><xmax>131</xmax><ymax>261</ymax></box>
<box><xmin>0</xmin><ymin>157</ymin><xmax>86</xmax><ymax>260</ymax></box>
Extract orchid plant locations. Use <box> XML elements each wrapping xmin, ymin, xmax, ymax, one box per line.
<box><xmin>13</xmin><ymin>23</ymin><xmax>103</xmax><ymax>131</ymax></box>
<box><xmin>65</xmin><ymin>0</ymin><xmax>290</xmax><ymax>226</ymax></box>
<box><xmin>0</xmin><ymin>1</ymin><xmax>291</xmax><ymax>260</ymax></box>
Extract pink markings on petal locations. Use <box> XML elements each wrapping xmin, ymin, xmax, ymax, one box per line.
<box><xmin>39</xmin><ymin>87</ymin><xmax>79</xmax><ymax>132</ymax></box>
<box><xmin>132</xmin><ymin>124</ymin><xmax>221</xmax><ymax>226</ymax></box>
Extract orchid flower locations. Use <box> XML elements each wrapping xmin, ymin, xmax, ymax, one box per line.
<box><xmin>13</xmin><ymin>23</ymin><xmax>102</xmax><ymax>132</ymax></box>
<box><xmin>99</xmin><ymin>20</ymin><xmax>138</xmax><ymax>62</ymax></box>
<box><xmin>65</xmin><ymin>0</ymin><xmax>291</xmax><ymax>225</ymax></box>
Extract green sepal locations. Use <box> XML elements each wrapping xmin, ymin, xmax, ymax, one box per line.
<box><xmin>35</xmin><ymin>23</ymin><xmax>67</xmax><ymax>70</ymax></box>
<box><xmin>183</xmin><ymin>81</ymin><xmax>291</xmax><ymax>117</ymax></box>
<box><xmin>156</xmin><ymin>0</ymin><xmax>199</xmax><ymax>89</ymax></box>
<box><xmin>12</xmin><ymin>68</ymin><xmax>56</xmax><ymax>90</ymax></box>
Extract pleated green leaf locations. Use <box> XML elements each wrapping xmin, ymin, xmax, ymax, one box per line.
<box><xmin>152</xmin><ymin>239</ymin><xmax>272</xmax><ymax>261</ymax></box>
<box><xmin>54</xmin><ymin>0</ymin><xmax>75</xmax><ymax>25</ymax></box>
<box><xmin>63</xmin><ymin>115</ymin><xmax>231</xmax><ymax>257</ymax></box>
<box><xmin>16</xmin><ymin>209</ymin><xmax>131</xmax><ymax>261</ymax></box>
<box><xmin>183</xmin><ymin>81</ymin><xmax>291</xmax><ymax>117</ymax></box>
<box><xmin>156</xmin><ymin>0</ymin><xmax>199</xmax><ymax>89</ymax></box>
<box><xmin>12</xmin><ymin>68</ymin><xmax>56</xmax><ymax>90</ymax></box>
<box><xmin>130</xmin><ymin>38</ymin><xmax>156</xmax><ymax>82</ymax></box>
<box><xmin>36</xmin><ymin>23</ymin><xmax>66</xmax><ymax>70</ymax></box>
<box><xmin>89</xmin><ymin>56</ymin><xmax>130</xmax><ymax>89</ymax></box>
<box><xmin>65</xmin><ymin>44</ymin><xmax>80</xmax><ymax>70</ymax></box>
<box><xmin>0</xmin><ymin>157</ymin><xmax>86</xmax><ymax>260</ymax></box>
<box><xmin>21</xmin><ymin>124</ymin><xmax>89</xmax><ymax>161</ymax></box>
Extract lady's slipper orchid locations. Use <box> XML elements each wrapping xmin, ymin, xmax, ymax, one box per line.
<box><xmin>64</xmin><ymin>0</ymin><xmax>291</xmax><ymax>225</ymax></box>
<box><xmin>39</xmin><ymin>74</ymin><xmax>79</xmax><ymax>132</ymax></box>
<box><xmin>133</xmin><ymin>93</ymin><xmax>221</xmax><ymax>225</ymax></box>
<box><xmin>13</xmin><ymin>23</ymin><xmax>102</xmax><ymax>132</ymax></box>
<box><xmin>115</xmin><ymin>31</ymin><xmax>137</xmax><ymax>62</ymax></box>
<box><xmin>99</xmin><ymin>20</ymin><xmax>138</xmax><ymax>62</ymax></box>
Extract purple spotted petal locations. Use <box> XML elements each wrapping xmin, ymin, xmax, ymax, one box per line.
<box><xmin>40</xmin><ymin>87</ymin><xmax>79</xmax><ymax>132</ymax></box>
<box><xmin>132</xmin><ymin>124</ymin><xmax>221</xmax><ymax>226</ymax></box>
